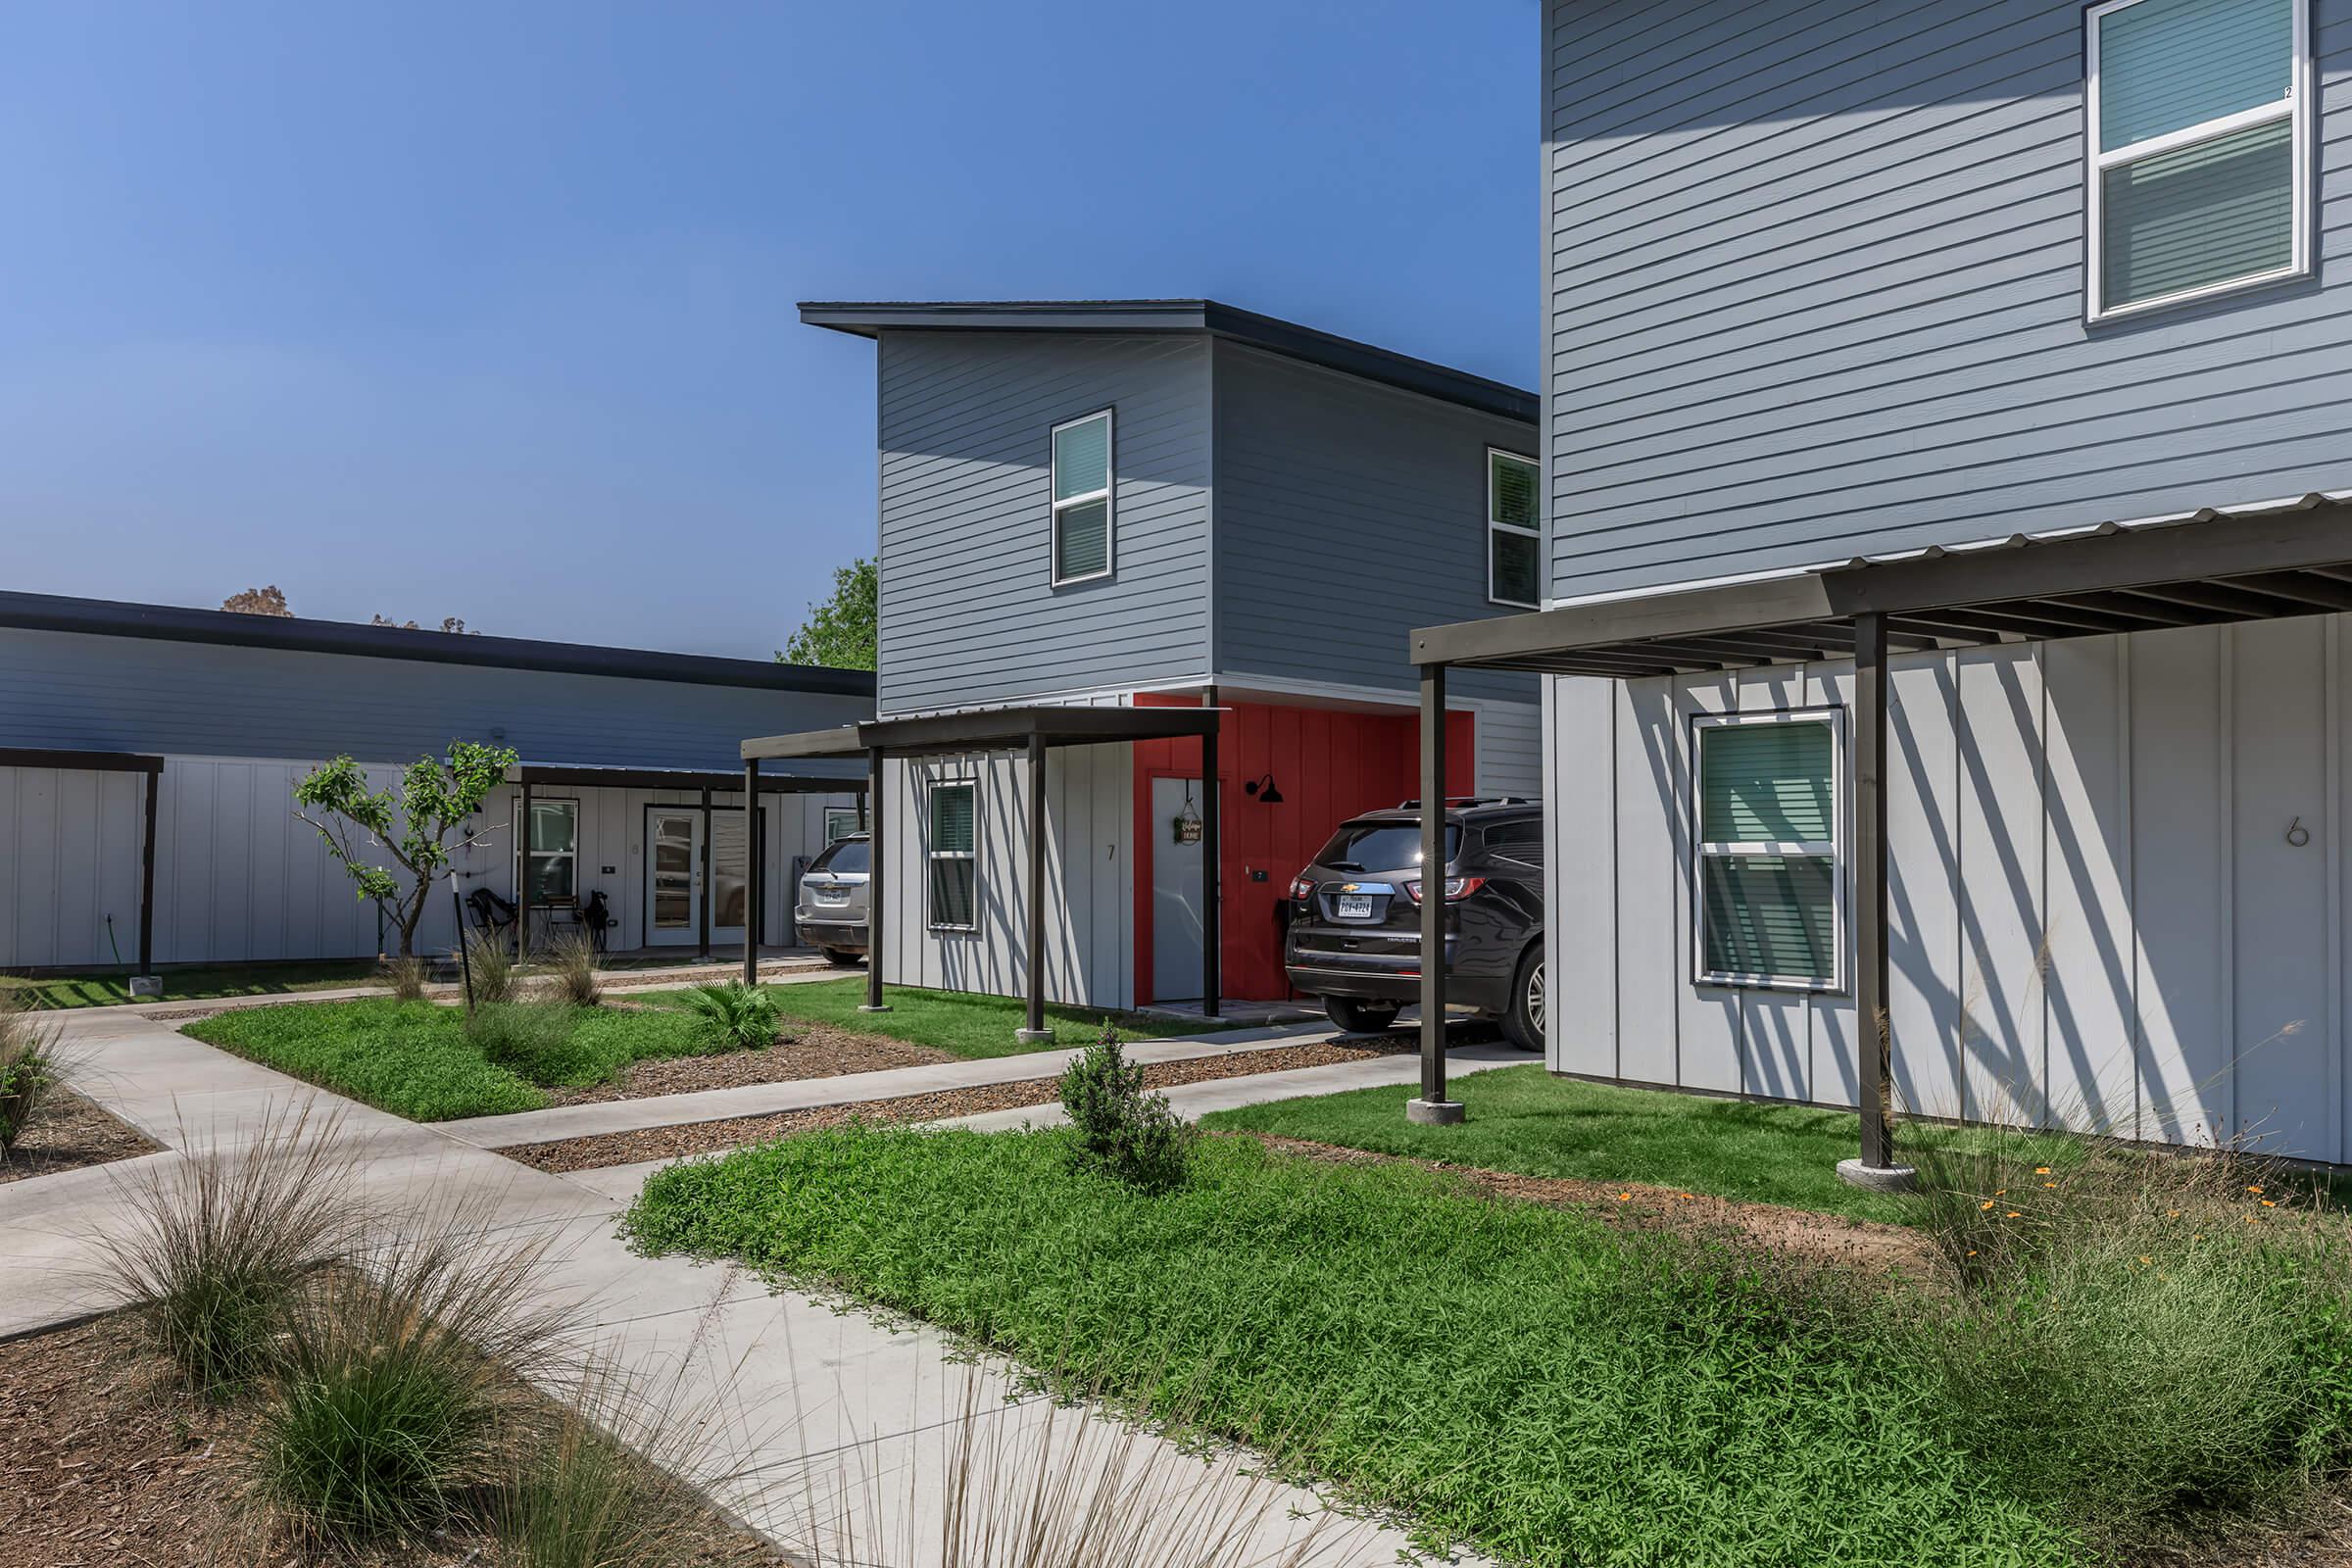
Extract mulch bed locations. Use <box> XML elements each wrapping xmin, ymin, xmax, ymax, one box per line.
<box><xmin>542</xmin><ymin>1020</ymin><xmax>956</xmax><ymax>1106</ymax></box>
<box><xmin>506</xmin><ymin>1039</ymin><xmax>1410</xmax><ymax>1173</ymax></box>
<box><xmin>1239</xmin><ymin>1132</ymin><xmax>1940</xmax><ymax>1276</ymax></box>
<box><xmin>0</xmin><ymin>1312</ymin><xmax>784</xmax><ymax>1567</ymax></box>
<box><xmin>0</xmin><ymin>1091</ymin><xmax>162</xmax><ymax>1185</ymax></box>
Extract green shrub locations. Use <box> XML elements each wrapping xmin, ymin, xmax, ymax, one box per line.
<box><xmin>488</xmin><ymin>1364</ymin><xmax>708</xmax><ymax>1568</ymax></box>
<box><xmin>678</xmin><ymin>982</ymin><xmax>778</xmax><ymax>1053</ymax></box>
<box><xmin>0</xmin><ymin>998</ymin><xmax>67</xmax><ymax>1152</ymax></box>
<box><xmin>465</xmin><ymin>928</ymin><xmax>517</xmax><ymax>1006</ymax></box>
<box><xmin>256</xmin><ymin>1207</ymin><xmax>569</xmax><ymax>1543</ymax></box>
<box><xmin>465</xmin><ymin>1001</ymin><xmax>589</xmax><ymax>1083</ymax></box>
<box><xmin>1058</xmin><ymin>1026</ymin><xmax>1194</xmax><ymax>1193</ymax></box>
<box><xmin>93</xmin><ymin>1102</ymin><xmax>368</xmax><ymax>1395</ymax></box>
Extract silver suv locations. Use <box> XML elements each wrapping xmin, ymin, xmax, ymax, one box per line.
<box><xmin>795</xmin><ymin>833</ymin><xmax>869</xmax><ymax>967</ymax></box>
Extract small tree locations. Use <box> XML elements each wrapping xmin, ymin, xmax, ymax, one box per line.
<box><xmin>776</xmin><ymin>558</ymin><xmax>876</xmax><ymax>670</ymax></box>
<box><xmin>292</xmin><ymin>743</ymin><xmax>517</xmax><ymax>957</ymax></box>
<box><xmin>222</xmin><ymin>585</ymin><xmax>294</xmax><ymax>616</ymax></box>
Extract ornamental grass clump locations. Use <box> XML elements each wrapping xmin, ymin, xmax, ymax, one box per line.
<box><xmin>1058</xmin><ymin>1026</ymin><xmax>1194</xmax><ymax>1194</ymax></box>
<box><xmin>379</xmin><ymin>953</ymin><xmax>432</xmax><ymax>1002</ymax></box>
<box><xmin>1896</xmin><ymin>1086</ymin><xmax>2352</xmax><ymax>1544</ymax></box>
<box><xmin>466</xmin><ymin>928</ymin><xmax>518</xmax><ymax>1006</ymax></box>
<box><xmin>466</xmin><ymin>999</ymin><xmax>589</xmax><ymax>1083</ymax></box>
<box><xmin>680</xmin><ymin>982</ymin><xmax>779</xmax><ymax>1053</ymax></box>
<box><xmin>255</xmin><ymin>1201</ymin><xmax>574</xmax><ymax>1544</ymax></box>
<box><xmin>92</xmin><ymin>1100</ymin><xmax>369</xmax><ymax>1396</ymax></box>
<box><xmin>0</xmin><ymin>996</ymin><xmax>68</xmax><ymax>1156</ymax></box>
<box><xmin>544</xmin><ymin>930</ymin><xmax>605</xmax><ymax>1007</ymax></box>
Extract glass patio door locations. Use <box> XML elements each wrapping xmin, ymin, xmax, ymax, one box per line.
<box><xmin>642</xmin><ymin>806</ymin><xmax>755</xmax><ymax>948</ymax></box>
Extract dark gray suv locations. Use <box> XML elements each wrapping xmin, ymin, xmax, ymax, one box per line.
<box><xmin>1282</xmin><ymin>800</ymin><xmax>1544</xmax><ymax>1050</ymax></box>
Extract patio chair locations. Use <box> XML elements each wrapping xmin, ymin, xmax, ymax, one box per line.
<box><xmin>466</xmin><ymin>886</ymin><xmax>516</xmax><ymax>940</ymax></box>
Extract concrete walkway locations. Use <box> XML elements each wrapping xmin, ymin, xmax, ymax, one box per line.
<box><xmin>110</xmin><ymin>953</ymin><xmax>843</xmax><ymax>1020</ymax></box>
<box><xmin>3</xmin><ymin>1004</ymin><xmax>1500</xmax><ymax>1565</ymax></box>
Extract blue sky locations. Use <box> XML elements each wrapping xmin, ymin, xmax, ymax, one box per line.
<box><xmin>0</xmin><ymin>1</ymin><xmax>1538</xmax><ymax>659</ymax></box>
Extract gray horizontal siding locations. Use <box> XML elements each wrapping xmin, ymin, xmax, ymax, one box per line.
<box><xmin>876</xmin><ymin>332</ymin><xmax>1212</xmax><ymax>713</ymax></box>
<box><xmin>0</xmin><ymin>627</ymin><xmax>869</xmax><ymax>772</ymax></box>
<box><xmin>1211</xmin><ymin>343</ymin><xmax>1537</xmax><ymax>705</ymax></box>
<box><xmin>1544</xmin><ymin>0</ymin><xmax>2352</xmax><ymax>600</ymax></box>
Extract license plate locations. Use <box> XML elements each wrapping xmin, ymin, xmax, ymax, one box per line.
<box><xmin>1335</xmin><ymin>894</ymin><xmax>1377</xmax><ymax>920</ymax></box>
<box><xmin>813</xmin><ymin>887</ymin><xmax>849</xmax><ymax>906</ymax></box>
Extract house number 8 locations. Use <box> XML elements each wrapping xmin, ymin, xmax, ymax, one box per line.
<box><xmin>2287</xmin><ymin>816</ymin><xmax>2311</xmax><ymax>848</ymax></box>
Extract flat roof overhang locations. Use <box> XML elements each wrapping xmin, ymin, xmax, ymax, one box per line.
<box><xmin>507</xmin><ymin>762</ymin><xmax>863</xmax><ymax>794</ymax></box>
<box><xmin>742</xmin><ymin>704</ymin><xmax>1220</xmax><ymax>762</ymax></box>
<box><xmin>1411</xmin><ymin>494</ymin><xmax>2352</xmax><ymax>677</ymax></box>
<box><xmin>0</xmin><ymin>747</ymin><xmax>166</xmax><ymax>774</ymax></box>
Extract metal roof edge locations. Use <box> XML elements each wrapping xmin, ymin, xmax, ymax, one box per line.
<box><xmin>0</xmin><ymin>590</ymin><xmax>878</xmax><ymax>698</ymax></box>
<box><xmin>796</xmin><ymin>299</ymin><xmax>1536</xmax><ymax>424</ymax></box>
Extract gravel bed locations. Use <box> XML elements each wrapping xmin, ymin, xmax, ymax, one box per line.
<box><xmin>0</xmin><ymin>1312</ymin><xmax>784</xmax><ymax>1566</ymax></box>
<box><xmin>507</xmin><ymin>1038</ymin><xmax>1404</xmax><ymax>1173</ymax></box>
<box><xmin>542</xmin><ymin>1021</ymin><xmax>956</xmax><ymax>1105</ymax></box>
<box><xmin>0</xmin><ymin>1090</ymin><xmax>162</xmax><ymax>1184</ymax></box>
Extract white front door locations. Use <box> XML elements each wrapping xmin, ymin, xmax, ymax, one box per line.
<box><xmin>644</xmin><ymin>809</ymin><xmax>703</xmax><ymax>947</ymax></box>
<box><xmin>644</xmin><ymin>807</ymin><xmax>759</xmax><ymax>949</ymax></box>
<box><xmin>1152</xmin><ymin>776</ymin><xmax>1206</xmax><ymax>1002</ymax></box>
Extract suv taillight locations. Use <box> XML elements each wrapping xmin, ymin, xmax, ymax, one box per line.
<box><xmin>1402</xmin><ymin>875</ymin><xmax>1486</xmax><ymax>904</ymax></box>
<box><xmin>1290</xmin><ymin>876</ymin><xmax>1317</xmax><ymax>902</ymax></box>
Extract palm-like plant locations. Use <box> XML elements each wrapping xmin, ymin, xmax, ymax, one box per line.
<box><xmin>680</xmin><ymin>982</ymin><xmax>780</xmax><ymax>1053</ymax></box>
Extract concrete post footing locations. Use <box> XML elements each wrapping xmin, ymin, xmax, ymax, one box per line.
<box><xmin>1836</xmin><ymin>1157</ymin><xmax>1919</xmax><ymax>1193</ymax></box>
<box><xmin>1404</xmin><ymin>1098</ymin><xmax>1465</xmax><ymax>1126</ymax></box>
<box><xmin>1013</xmin><ymin>1028</ymin><xmax>1055</xmax><ymax>1046</ymax></box>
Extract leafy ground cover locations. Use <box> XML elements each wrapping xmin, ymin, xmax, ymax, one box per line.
<box><xmin>639</xmin><ymin>978</ymin><xmax>1237</xmax><ymax>1060</ymax></box>
<box><xmin>183</xmin><ymin>999</ymin><xmax>720</xmax><ymax>1120</ymax></box>
<box><xmin>626</xmin><ymin>1123</ymin><xmax>2352</xmax><ymax>1568</ymax></box>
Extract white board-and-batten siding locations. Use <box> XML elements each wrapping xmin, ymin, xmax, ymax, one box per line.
<box><xmin>878</xmin><ymin>745</ymin><xmax>1135</xmax><ymax>1012</ymax></box>
<box><xmin>1546</xmin><ymin>617</ymin><xmax>2352</xmax><ymax>1165</ymax></box>
<box><xmin>0</xmin><ymin>756</ymin><xmax>856</xmax><ymax>968</ymax></box>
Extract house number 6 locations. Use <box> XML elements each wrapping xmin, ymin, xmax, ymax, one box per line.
<box><xmin>2287</xmin><ymin>816</ymin><xmax>2311</xmax><ymax>848</ymax></box>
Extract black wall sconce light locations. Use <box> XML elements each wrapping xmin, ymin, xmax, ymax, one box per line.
<box><xmin>1243</xmin><ymin>771</ymin><xmax>1284</xmax><ymax>805</ymax></box>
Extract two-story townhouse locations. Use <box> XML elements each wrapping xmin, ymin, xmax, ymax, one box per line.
<box><xmin>1410</xmin><ymin>0</ymin><xmax>2352</xmax><ymax>1167</ymax></box>
<box><xmin>773</xmin><ymin>301</ymin><xmax>1543</xmax><ymax>1015</ymax></box>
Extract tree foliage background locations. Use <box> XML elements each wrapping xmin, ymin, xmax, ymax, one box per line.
<box><xmin>777</xmin><ymin>558</ymin><xmax>876</xmax><ymax>670</ymax></box>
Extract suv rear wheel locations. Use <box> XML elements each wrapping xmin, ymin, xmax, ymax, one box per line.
<box><xmin>1501</xmin><ymin>948</ymin><xmax>1544</xmax><ymax>1052</ymax></box>
<box><xmin>1325</xmin><ymin>997</ymin><xmax>1400</xmax><ymax>1035</ymax></box>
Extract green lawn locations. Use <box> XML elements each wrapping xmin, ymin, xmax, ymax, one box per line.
<box><xmin>182</xmin><ymin>998</ymin><xmax>722</xmax><ymax>1120</ymax></box>
<box><xmin>1203</xmin><ymin>1063</ymin><xmax>1933</xmax><ymax>1223</ymax></box>
<box><xmin>2</xmin><ymin>960</ymin><xmax>387</xmax><ymax>1010</ymax></box>
<box><xmin>623</xmin><ymin>1126</ymin><xmax>2082</xmax><ymax>1567</ymax></box>
<box><xmin>639</xmin><ymin>977</ymin><xmax>1238</xmax><ymax>1060</ymax></box>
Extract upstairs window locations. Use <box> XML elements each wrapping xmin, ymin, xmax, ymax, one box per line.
<box><xmin>1693</xmin><ymin>712</ymin><xmax>1842</xmax><ymax>991</ymax></box>
<box><xmin>2088</xmin><ymin>0</ymin><xmax>2310</xmax><ymax>319</ymax></box>
<box><xmin>1488</xmin><ymin>449</ymin><xmax>1541</xmax><ymax>609</ymax></box>
<box><xmin>1052</xmin><ymin>410</ymin><xmax>1114</xmax><ymax>584</ymax></box>
<box><xmin>927</xmin><ymin>780</ymin><xmax>978</xmax><ymax>931</ymax></box>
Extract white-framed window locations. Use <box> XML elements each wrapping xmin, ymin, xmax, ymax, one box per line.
<box><xmin>1051</xmin><ymin>409</ymin><xmax>1114</xmax><ymax>585</ymax></box>
<box><xmin>1691</xmin><ymin>710</ymin><xmax>1843</xmax><ymax>992</ymax></box>
<box><xmin>824</xmin><ymin>807</ymin><xmax>862</xmax><ymax>845</ymax></box>
<box><xmin>926</xmin><ymin>780</ymin><xmax>979</xmax><ymax>932</ymax></box>
<box><xmin>1487</xmin><ymin>449</ymin><xmax>1541</xmax><ymax>609</ymax></box>
<box><xmin>514</xmin><ymin>798</ymin><xmax>579</xmax><ymax>904</ymax></box>
<box><xmin>2086</xmin><ymin>0</ymin><xmax>2311</xmax><ymax>320</ymax></box>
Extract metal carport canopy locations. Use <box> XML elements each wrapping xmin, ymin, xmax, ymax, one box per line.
<box><xmin>1402</xmin><ymin>493</ymin><xmax>2352</xmax><ymax>1172</ymax></box>
<box><xmin>740</xmin><ymin>704</ymin><xmax>1226</xmax><ymax>1027</ymax></box>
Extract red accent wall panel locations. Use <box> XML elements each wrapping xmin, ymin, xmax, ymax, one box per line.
<box><xmin>1131</xmin><ymin>694</ymin><xmax>1475</xmax><ymax>1004</ymax></box>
